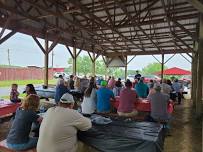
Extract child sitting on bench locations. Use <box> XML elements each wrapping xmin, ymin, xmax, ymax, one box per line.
<box><xmin>10</xmin><ymin>83</ymin><xmax>21</xmax><ymax>103</ymax></box>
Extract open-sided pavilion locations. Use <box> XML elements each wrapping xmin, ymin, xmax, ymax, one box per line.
<box><xmin>0</xmin><ymin>0</ymin><xmax>202</xmax><ymax>117</ymax></box>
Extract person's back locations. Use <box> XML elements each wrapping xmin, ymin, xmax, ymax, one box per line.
<box><xmin>172</xmin><ymin>81</ymin><xmax>181</xmax><ymax>93</ymax></box>
<box><xmin>54</xmin><ymin>84</ymin><xmax>69</xmax><ymax>104</ymax></box>
<box><xmin>81</xmin><ymin>88</ymin><xmax>97</xmax><ymax>114</ymax></box>
<box><xmin>7</xmin><ymin>95</ymin><xmax>41</xmax><ymax>151</ymax></box>
<box><xmin>161</xmin><ymin>83</ymin><xmax>172</xmax><ymax>95</ymax></box>
<box><xmin>172</xmin><ymin>79</ymin><xmax>182</xmax><ymax>104</ymax></box>
<box><xmin>69</xmin><ymin>79</ymin><xmax>74</xmax><ymax>89</ymax></box>
<box><xmin>37</xmin><ymin>107</ymin><xmax>91</xmax><ymax>152</ymax></box>
<box><xmin>108</xmin><ymin>77</ymin><xmax>116</xmax><ymax>89</ymax></box>
<box><xmin>118</xmin><ymin>88</ymin><xmax>137</xmax><ymax>113</ymax></box>
<box><xmin>56</xmin><ymin>75</ymin><xmax>64</xmax><ymax>86</ymax></box>
<box><xmin>148</xmin><ymin>92</ymin><xmax>170</xmax><ymax>120</ymax></box>
<box><xmin>135</xmin><ymin>81</ymin><xmax>149</xmax><ymax>98</ymax></box>
<box><xmin>97</xmin><ymin>87</ymin><xmax>114</xmax><ymax>112</ymax></box>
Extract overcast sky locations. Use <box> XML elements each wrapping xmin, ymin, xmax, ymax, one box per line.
<box><xmin>0</xmin><ymin>31</ymin><xmax>192</xmax><ymax>70</ymax></box>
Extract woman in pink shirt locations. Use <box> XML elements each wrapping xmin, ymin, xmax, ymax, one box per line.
<box><xmin>117</xmin><ymin>80</ymin><xmax>138</xmax><ymax>117</ymax></box>
<box><xmin>108</xmin><ymin>76</ymin><xmax>116</xmax><ymax>89</ymax></box>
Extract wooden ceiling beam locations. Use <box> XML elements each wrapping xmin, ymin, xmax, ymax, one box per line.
<box><xmin>40</xmin><ymin>0</ymin><xmax>130</xmax><ymax>52</ymax></box>
<box><xmin>0</xmin><ymin>15</ymin><xmax>13</xmax><ymax>39</ymax></box>
<box><xmin>96</xmin><ymin>26</ymin><xmax>197</xmax><ymax>35</ymax></box>
<box><xmin>116</xmin><ymin>0</ymin><xmax>162</xmax><ymax>53</ymax></box>
<box><xmin>89</xmin><ymin>13</ymin><xmax>198</xmax><ymax>31</ymax></box>
<box><xmin>186</xmin><ymin>0</ymin><xmax>203</xmax><ymax>13</ymax></box>
<box><xmin>32</xmin><ymin>36</ymin><xmax>46</xmax><ymax>54</ymax></box>
<box><xmin>120</xmin><ymin>0</ymin><xmax>159</xmax><ymax>26</ymax></box>
<box><xmin>160</xmin><ymin>0</ymin><xmax>196</xmax><ymax>41</ymax></box>
<box><xmin>170</xmin><ymin>17</ymin><xmax>197</xmax><ymax>40</ymax></box>
<box><xmin>0</xmin><ymin>1</ymin><xmax>110</xmax><ymax>55</ymax></box>
<box><xmin>78</xmin><ymin>3</ymin><xmax>196</xmax><ymax>23</ymax></box>
<box><xmin>106</xmin><ymin>48</ymin><xmax>193</xmax><ymax>57</ymax></box>
<box><xmin>161</xmin><ymin>0</ymin><xmax>195</xmax><ymax>53</ymax></box>
<box><xmin>68</xmin><ymin>0</ymin><xmax>143</xmax><ymax>51</ymax></box>
<box><xmin>101</xmin><ymin>0</ymin><xmax>114</xmax><ymax>27</ymax></box>
<box><xmin>82</xmin><ymin>1</ymin><xmax>192</xmax><ymax>17</ymax></box>
<box><xmin>106</xmin><ymin>44</ymin><xmax>193</xmax><ymax>50</ymax></box>
<box><xmin>0</xmin><ymin>30</ymin><xmax>16</xmax><ymax>45</ymax></box>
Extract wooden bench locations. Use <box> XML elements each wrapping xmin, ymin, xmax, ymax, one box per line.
<box><xmin>0</xmin><ymin>140</ymin><xmax>36</xmax><ymax>152</ymax></box>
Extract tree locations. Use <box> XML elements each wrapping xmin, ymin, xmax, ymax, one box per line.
<box><xmin>107</xmin><ymin>67</ymin><xmax>125</xmax><ymax>79</ymax></box>
<box><xmin>96</xmin><ymin>60</ymin><xmax>107</xmax><ymax>76</ymax></box>
<box><xmin>127</xmin><ymin>70</ymin><xmax>137</xmax><ymax>75</ymax></box>
<box><xmin>67</xmin><ymin>56</ymin><xmax>92</xmax><ymax>75</ymax></box>
<box><xmin>141</xmin><ymin>62</ymin><xmax>168</xmax><ymax>75</ymax></box>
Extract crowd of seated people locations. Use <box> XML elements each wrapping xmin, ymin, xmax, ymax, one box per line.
<box><xmin>5</xmin><ymin>72</ymin><xmax>185</xmax><ymax>151</ymax></box>
<box><xmin>7</xmin><ymin>81</ymin><xmax>92</xmax><ymax>151</ymax></box>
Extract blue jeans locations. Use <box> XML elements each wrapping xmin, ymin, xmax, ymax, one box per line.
<box><xmin>7</xmin><ymin>137</ymin><xmax>38</xmax><ymax>151</ymax></box>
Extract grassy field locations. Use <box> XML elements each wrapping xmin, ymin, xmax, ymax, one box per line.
<box><xmin>0</xmin><ymin>79</ymin><xmax>57</xmax><ymax>87</ymax></box>
<box><xmin>1</xmin><ymin>93</ymin><xmax>26</xmax><ymax>99</ymax></box>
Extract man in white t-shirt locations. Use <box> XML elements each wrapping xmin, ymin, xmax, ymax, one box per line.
<box><xmin>37</xmin><ymin>93</ymin><xmax>92</xmax><ymax>152</ymax></box>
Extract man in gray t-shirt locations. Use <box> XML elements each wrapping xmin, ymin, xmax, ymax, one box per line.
<box><xmin>148</xmin><ymin>84</ymin><xmax>170</xmax><ymax>121</ymax></box>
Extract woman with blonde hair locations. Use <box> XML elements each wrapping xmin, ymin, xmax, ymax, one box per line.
<box><xmin>6</xmin><ymin>94</ymin><xmax>42</xmax><ymax>151</ymax></box>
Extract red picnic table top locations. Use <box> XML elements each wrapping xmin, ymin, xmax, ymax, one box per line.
<box><xmin>112</xmin><ymin>96</ymin><xmax>173</xmax><ymax>113</ymax></box>
<box><xmin>0</xmin><ymin>100</ymin><xmax>20</xmax><ymax>117</ymax></box>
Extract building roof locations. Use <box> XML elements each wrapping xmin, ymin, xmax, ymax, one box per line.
<box><xmin>0</xmin><ymin>0</ymin><xmax>200</xmax><ymax>57</ymax></box>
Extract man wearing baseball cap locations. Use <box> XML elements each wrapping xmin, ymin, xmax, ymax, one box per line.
<box><xmin>147</xmin><ymin>84</ymin><xmax>170</xmax><ymax>121</ymax></box>
<box><xmin>96</xmin><ymin>80</ymin><xmax>115</xmax><ymax>113</ymax></box>
<box><xmin>37</xmin><ymin>93</ymin><xmax>92</xmax><ymax>152</ymax></box>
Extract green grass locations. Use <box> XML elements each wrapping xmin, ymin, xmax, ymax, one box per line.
<box><xmin>0</xmin><ymin>79</ymin><xmax>57</xmax><ymax>87</ymax></box>
<box><xmin>0</xmin><ymin>64</ymin><xmax>22</xmax><ymax>68</ymax></box>
<box><xmin>1</xmin><ymin>94</ymin><xmax>26</xmax><ymax>100</ymax></box>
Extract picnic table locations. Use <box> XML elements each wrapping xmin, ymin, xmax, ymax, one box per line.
<box><xmin>35</xmin><ymin>86</ymin><xmax>84</xmax><ymax>100</ymax></box>
<box><xmin>35</xmin><ymin>86</ymin><xmax>56</xmax><ymax>99</ymax></box>
<box><xmin>78</xmin><ymin>115</ymin><xmax>165</xmax><ymax>152</ymax></box>
<box><xmin>112</xmin><ymin>96</ymin><xmax>173</xmax><ymax>113</ymax></box>
<box><xmin>0</xmin><ymin>100</ymin><xmax>20</xmax><ymax>117</ymax></box>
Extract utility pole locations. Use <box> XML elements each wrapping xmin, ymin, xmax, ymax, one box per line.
<box><xmin>7</xmin><ymin>49</ymin><xmax>11</xmax><ymax>66</ymax></box>
<box><xmin>52</xmin><ymin>50</ymin><xmax>54</xmax><ymax>68</ymax></box>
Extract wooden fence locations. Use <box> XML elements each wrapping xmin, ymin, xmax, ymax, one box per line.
<box><xmin>0</xmin><ymin>67</ymin><xmax>54</xmax><ymax>81</ymax></box>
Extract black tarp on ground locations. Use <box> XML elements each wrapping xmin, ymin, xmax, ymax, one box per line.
<box><xmin>78</xmin><ymin>119</ymin><xmax>165</xmax><ymax>152</ymax></box>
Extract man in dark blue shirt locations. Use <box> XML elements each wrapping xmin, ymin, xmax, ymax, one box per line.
<box><xmin>134</xmin><ymin>70</ymin><xmax>142</xmax><ymax>81</ymax></box>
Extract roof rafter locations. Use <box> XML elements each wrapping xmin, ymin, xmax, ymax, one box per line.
<box><xmin>68</xmin><ymin>0</ymin><xmax>144</xmax><ymax>51</ymax></box>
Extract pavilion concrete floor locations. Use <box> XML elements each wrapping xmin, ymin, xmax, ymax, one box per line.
<box><xmin>0</xmin><ymin>100</ymin><xmax>202</xmax><ymax>152</ymax></box>
<box><xmin>164</xmin><ymin>100</ymin><xmax>202</xmax><ymax>152</ymax></box>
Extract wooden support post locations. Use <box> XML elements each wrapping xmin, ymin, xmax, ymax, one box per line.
<box><xmin>73</xmin><ymin>46</ymin><xmax>77</xmax><ymax>76</ymax></box>
<box><xmin>195</xmin><ymin>10</ymin><xmax>203</xmax><ymax>117</ymax></box>
<box><xmin>191</xmin><ymin>53</ymin><xmax>197</xmax><ymax>108</ymax></box>
<box><xmin>92</xmin><ymin>53</ymin><xmax>96</xmax><ymax>77</ymax></box>
<box><xmin>44</xmin><ymin>39</ymin><xmax>49</xmax><ymax>87</ymax></box>
<box><xmin>196</xmin><ymin>51</ymin><xmax>203</xmax><ymax>117</ymax></box>
<box><xmin>32</xmin><ymin>36</ymin><xmax>58</xmax><ymax>87</ymax></box>
<box><xmin>125</xmin><ymin>66</ymin><xmax>127</xmax><ymax>81</ymax></box>
<box><xmin>161</xmin><ymin>54</ymin><xmax>164</xmax><ymax>81</ymax></box>
<box><xmin>125</xmin><ymin>56</ymin><xmax>128</xmax><ymax>81</ymax></box>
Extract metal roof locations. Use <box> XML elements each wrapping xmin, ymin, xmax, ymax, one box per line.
<box><xmin>0</xmin><ymin>0</ymin><xmax>200</xmax><ymax>57</ymax></box>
